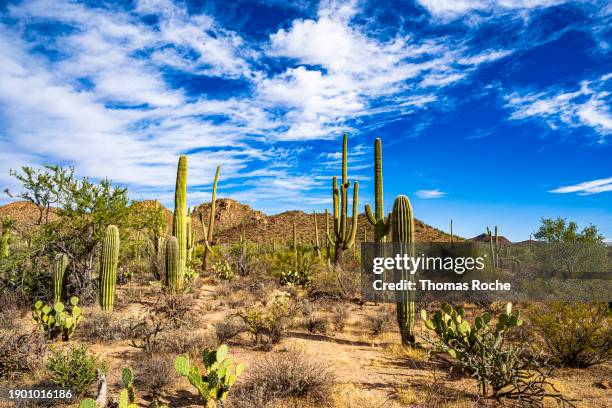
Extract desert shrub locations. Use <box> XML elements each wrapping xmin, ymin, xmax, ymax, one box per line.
<box><xmin>215</xmin><ymin>318</ymin><xmax>246</xmax><ymax>344</ymax></box>
<box><xmin>422</xmin><ymin>303</ymin><xmax>573</xmax><ymax>405</ymax></box>
<box><xmin>268</xmin><ymin>247</ymin><xmax>316</xmax><ymax>287</ymax></box>
<box><xmin>160</xmin><ymin>329</ymin><xmax>215</xmax><ymax>359</ymax></box>
<box><xmin>136</xmin><ymin>354</ymin><xmax>177</xmax><ymax>403</ymax></box>
<box><xmin>230</xmin><ymin>350</ymin><xmax>334</xmax><ymax>406</ymax></box>
<box><xmin>129</xmin><ymin>313</ymin><xmax>165</xmax><ymax>355</ymax></box>
<box><xmin>224</xmin><ymin>240</ymin><xmax>258</xmax><ymax>277</ymax></box>
<box><xmin>304</xmin><ymin>315</ymin><xmax>328</xmax><ymax>334</ymax></box>
<box><xmin>79</xmin><ymin>310</ymin><xmax>133</xmax><ymax>342</ymax></box>
<box><xmin>366</xmin><ymin>309</ymin><xmax>393</xmax><ymax>335</ymax></box>
<box><xmin>46</xmin><ymin>345</ymin><xmax>105</xmax><ymax>396</ymax></box>
<box><xmin>528</xmin><ymin>302</ymin><xmax>612</xmax><ymax>368</ymax></box>
<box><xmin>331</xmin><ymin>305</ymin><xmax>348</xmax><ymax>332</ymax></box>
<box><xmin>0</xmin><ymin>330</ymin><xmax>46</xmax><ymax>379</ymax></box>
<box><xmin>31</xmin><ymin>296</ymin><xmax>83</xmax><ymax>341</ymax></box>
<box><xmin>174</xmin><ymin>344</ymin><xmax>244</xmax><ymax>405</ymax></box>
<box><xmin>151</xmin><ymin>293</ymin><xmax>199</xmax><ymax>329</ymax></box>
<box><xmin>233</xmin><ymin>292</ymin><xmax>297</xmax><ymax>349</ymax></box>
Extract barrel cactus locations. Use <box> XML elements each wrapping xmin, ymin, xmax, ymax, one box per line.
<box><xmin>52</xmin><ymin>253</ymin><xmax>69</xmax><ymax>304</ymax></box>
<box><xmin>391</xmin><ymin>195</ymin><xmax>416</xmax><ymax>345</ymax></box>
<box><xmin>100</xmin><ymin>225</ymin><xmax>119</xmax><ymax>312</ymax></box>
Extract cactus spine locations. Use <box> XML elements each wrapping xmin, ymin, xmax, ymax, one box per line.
<box><xmin>1</xmin><ymin>218</ymin><xmax>12</xmax><ymax>258</ymax></box>
<box><xmin>201</xmin><ymin>165</ymin><xmax>220</xmax><ymax>272</ymax></box>
<box><xmin>165</xmin><ymin>236</ymin><xmax>180</xmax><ymax>294</ymax></box>
<box><xmin>328</xmin><ymin>133</ymin><xmax>359</xmax><ymax>264</ymax></box>
<box><xmin>365</xmin><ymin>138</ymin><xmax>391</xmax><ymax>243</ymax></box>
<box><xmin>172</xmin><ymin>155</ymin><xmax>188</xmax><ymax>290</ymax></box>
<box><xmin>100</xmin><ymin>225</ymin><xmax>119</xmax><ymax>311</ymax></box>
<box><xmin>392</xmin><ymin>195</ymin><xmax>416</xmax><ymax>345</ymax></box>
<box><xmin>52</xmin><ymin>253</ymin><xmax>69</xmax><ymax>304</ymax></box>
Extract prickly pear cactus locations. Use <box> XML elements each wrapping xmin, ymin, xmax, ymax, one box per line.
<box><xmin>174</xmin><ymin>344</ymin><xmax>244</xmax><ymax>406</ymax></box>
<box><xmin>32</xmin><ymin>296</ymin><xmax>82</xmax><ymax>341</ymax></box>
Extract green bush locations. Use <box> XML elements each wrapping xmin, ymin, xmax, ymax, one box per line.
<box><xmin>528</xmin><ymin>302</ymin><xmax>612</xmax><ymax>368</ymax></box>
<box><xmin>32</xmin><ymin>296</ymin><xmax>83</xmax><ymax>341</ymax></box>
<box><xmin>212</xmin><ymin>259</ymin><xmax>234</xmax><ymax>281</ymax></box>
<box><xmin>46</xmin><ymin>345</ymin><xmax>105</xmax><ymax>396</ymax></box>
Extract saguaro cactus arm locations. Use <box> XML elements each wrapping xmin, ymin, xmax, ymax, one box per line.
<box><xmin>100</xmin><ymin>225</ymin><xmax>120</xmax><ymax>312</ymax></box>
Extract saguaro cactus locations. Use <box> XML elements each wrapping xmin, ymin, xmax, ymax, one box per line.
<box><xmin>186</xmin><ymin>207</ymin><xmax>194</xmax><ymax>264</ymax></box>
<box><xmin>165</xmin><ymin>236</ymin><xmax>180</xmax><ymax>294</ymax></box>
<box><xmin>100</xmin><ymin>225</ymin><xmax>120</xmax><ymax>312</ymax></box>
<box><xmin>292</xmin><ymin>222</ymin><xmax>298</xmax><ymax>271</ymax></box>
<box><xmin>364</xmin><ymin>138</ymin><xmax>391</xmax><ymax>243</ymax></box>
<box><xmin>327</xmin><ymin>134</ymin><xmax>359</xmax><ymax>264</ymax></box>
<box><xmin>487</xmin><ymin>226</ymin><xmax>500</xmax><ymax>268</ymax></box>
<box><xmin>1</xmin><ymin>218</ymin><xmax>13</xmax><ymax>258</ymax></box>
<box><xmin>391</xmin><ymin>195</ymin><xmax>416</xmax><ymax>345</ymax></box>
<box><xmin>312</xmin><ymin>211</ymin><xmax>321</xmax><ymax>260</ymax></box>
<box><xmin>173</xmin><ymin>155</ymin><xmax>188</xmax><ymax>290</ymax></box>
<box><xmin>201</xmin><ymin>165</ymin><xmax>220</xmax><ymax>272</ymax></box>
<box><xmin>52</xmin><ymin>253</ymin><xmax>69</xmax><ymax>304</ymax></box>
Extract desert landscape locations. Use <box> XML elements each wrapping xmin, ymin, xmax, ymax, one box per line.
<box><xmin>0</xmin><ymin>134</ymin><xmax>610</xmax><ymax>408</ymax></box>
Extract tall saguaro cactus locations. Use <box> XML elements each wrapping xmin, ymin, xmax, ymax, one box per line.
<box><xmin>201</xmin><ymin>165</ymin><xmax>220</xmax><ymax>272</ymax></box>
<box><xmin>100</xmin><ymin>225</ymin><xmax>120</xmax><ymax>312</ymax></box>
<box><xmin>327</xmin><ymin>134</ymin><xmax>359</xmax><ymax>264</ymax></box>
<box><xmin>392</xmin><ymin>195</ymin><xmax>416</xmax><ymax>345</ymax></box>
<box><xmin>173</xmin><ymin>155</ymin><xmax>188</xmax><ymax>290</ymax></box>
<box><xmin>165</xmin><ymin>236</ymin><xmax>180</xmax><ymax>294</ymax></box>
<box><xmin>52</xmin><ymin>253</ymin><xmax>69</xmax><ymax>304</ymax></box>
<box><xmin>487</xmin><ymin>226</ymin><xmax>500</xmax><ymax>268</ymax></box>
<box><xmin>365</xmin><ymin>138</ymin><xmax>391</xmax><ymax>243</ymax></box>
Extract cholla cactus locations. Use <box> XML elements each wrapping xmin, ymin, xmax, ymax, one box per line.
<box><xmin>52</xmin><ymin>253</ymin><xmax>69</xmax><ymax>304</ymax></box>
<box><xmin>174</xmin><ymin>344</ymin><xmax>244</xmax><ymax>406</ymax></box>
<box><xmin>391</xmin><ymin>195</ymin><xmax>416</xmax><ymax>345</ymax></box>
<box><xmin>100</xmin><ymin>225</ymin><xmax>120</xmax><ymax>312</ymax></box>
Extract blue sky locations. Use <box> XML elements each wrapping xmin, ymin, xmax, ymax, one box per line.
<box><xmin>0</xmin><ymin>0</ymin><xmax>610</xmax><ymax>241</ymax></box>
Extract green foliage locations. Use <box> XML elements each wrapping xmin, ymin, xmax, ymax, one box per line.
<box><xmin>174</xmin><ymin>344</ymin><xmax>244</xmax><ymax>406</ymax></box>
<box><xmin>328</xmin><ymin>133</ymin><xmax>359</xmax><ymax>263</ymax></box>
<box><xmin>534</xmin><ymin>217</ymin><xmax>604</xmax><ymax>243</ymax></box>
<box><xmin>212</xmin><ymin>259</ymin><xmax>234</xmax><ymax>281</ymax></box>
<box><xmin>79</xmin><ymin>398</ymin><xmax>97</xmax><ymax>408</ymax></box>
<box><xmin>46</xmin><ymin>345</ymin><xmax>104</xmax><ymax>396</ymax></box>
<box><xmin>32</xmin><ymin>296</ymin><xmax>83</xmax><ymax>340</ymax></box>
<box><xmin>100</xmin><ymin>225</ymin><xmax>120</xmax><ymax>311</ymax></box>
<box><xmin>528</xmin><ymin>302</ymin><xmax>612</xmax><ymax>367</ymax></box>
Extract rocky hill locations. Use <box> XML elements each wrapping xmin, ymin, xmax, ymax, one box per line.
<box><xmin>0</xmin><ymin>199</ymin><xmax>455</xmax><ymax>245</ymax></box>
<box><xmin>469</xmin><ymin>233</ymin><xmax>512</xmax><ymax>244</ymax></box>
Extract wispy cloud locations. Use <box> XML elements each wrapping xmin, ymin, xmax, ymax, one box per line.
<box><xmin>505</xmin><ymin>74</ymin><xmax>612</xmax><ymax>139</ymax></box>
<box><xmin>415</xmin><ymin>189</ymin><xmax>447</xmax><ymax>199</ymax></box>
<box><xmin>549</xmin><ymin>177</ymin><xmax>612</xmax><ymax>195</ymax></box>
<box><xmin>415</xmin><ymin>0</ymin><xmax>567</xmax><ymax>19</ymax></box>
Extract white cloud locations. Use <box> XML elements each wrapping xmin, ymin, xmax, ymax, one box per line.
<box><xmin>549</xmin><ymin>177</ymin><xmax>612</xmax><ymax>195</ymax></box>
<box><xmin>416</xmin><ymin>0</ymin><xmax>567</xmax><ymax>18</ymax></box>
<box><xmin>415</xmin><ymin>189</ymin><xmax>447</xmax><ymax>199</ymax></box>
<box><xmin>505</xmin><ymin>75</ymin><xmax>612</xmax><ymax>138</ymax></box>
